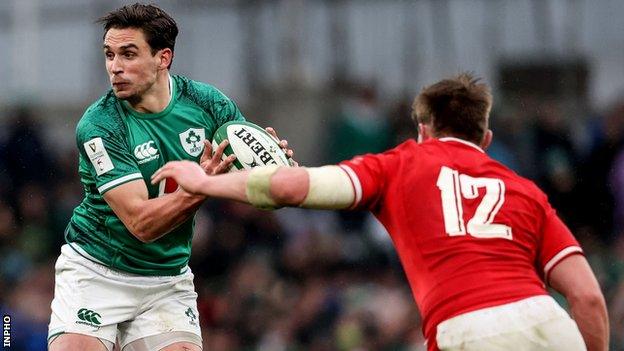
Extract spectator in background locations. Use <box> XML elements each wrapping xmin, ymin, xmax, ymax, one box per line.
<box><xmin>611</xmin><ymin>147</ymin><xmax>624</xmax><ymax>239</ymax></box>
<box><xmin>325</xmin><ymin>82</ymin><xmax>392</xmax><ymax>164</ymax></box>
<box><xmin>2</xmin><ymin>105</ymin><xmax>54</xmax><ymax>192</ymax></box>
<box><xmin>531</xmin><ymin>101</ymin><xmax>580</xmax><ymax>228</ymax></box>
<box><xmin>604</xmin><ymin>101</ymin><xmax>624</xmax><ymax>243</ymax></box>
<box><xmin>486</xmin><ymin>109</ymin><xmax>521</xmax><ymax>172</ymax></box>
<box><xmin>388</xmin><ymin>96</ymin><xmax>419</xmax><ymax>146</ymax></box>
<box><xmin>325</xmin><ymin>82</ymin><xmax>393</xmax><ymax>234</ymax></box>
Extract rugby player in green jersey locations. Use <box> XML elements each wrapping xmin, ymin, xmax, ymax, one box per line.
<box><xmin>47</xmin><ymin>3</ymin><xmax>292</xmax><ymax>351</ymax></box>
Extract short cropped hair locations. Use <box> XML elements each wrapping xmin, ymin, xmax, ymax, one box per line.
<box><xmin>98</xmin><ymin>3</ymin><xmax>178</xmax><ymax>58</ymax></box>
<box><xmin>412</xmin><ymin>73</ymin><xmax>492</xmax><ymax>145</ymax></box>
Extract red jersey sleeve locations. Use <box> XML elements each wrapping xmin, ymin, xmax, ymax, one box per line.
<box><xmin>339</xmin><ymin>152</ymin><xmax>392</xmax><ymax>211</ymax></box>
<box><xmin>538</xmin><ymin>201</ymin><xmax>583</xmax><ymax>283</ymax></box>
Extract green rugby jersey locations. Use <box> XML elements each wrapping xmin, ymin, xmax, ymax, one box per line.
<box><xmin>67</xmin><ymin>75</ymin><xmax>244</xmax><ymax>275</ymax></box>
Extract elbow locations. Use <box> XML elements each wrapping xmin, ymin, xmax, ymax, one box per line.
<box><xmin>569</xmin><ymin>290</ymin><xmax>607</xmax><ymax>315</ymax></box>
<box><xmin>133</xmin><ymin>231</ymin><xmax>157</xmax><ymax>243</ymax></box>
<box><xmin>271</xmin><ymin>168</ymin><xmax>310</xmax><ymax>206</ymax></box>
<box><xmin>126</xmin><ymin>216</ymin><xmax>159</xmax><ymax>243</ymax></box>
<box><xmin>271</xmin><ymin>184</ymin><xmax>306</xmax><ymax>206</ymax></box>
<box><xmin>269</xmin><ymin>168</ymin><xmax>309</xmax><ymax>206</ymax></box>
<box><xmin>128</xmin><ymin>225</ymin><xmax>156</xmax><ymax>243</ymax></box>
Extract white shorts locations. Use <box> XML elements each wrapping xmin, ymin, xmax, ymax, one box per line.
<box><xmin>48</xmin><ymin>244</ymin><xmax>202</xmax><ymax>349</ymax></box>
<box><xmin>436</xmin><ymin>295</ymin><xmax>586</xmax><ymax>351</ymax></box>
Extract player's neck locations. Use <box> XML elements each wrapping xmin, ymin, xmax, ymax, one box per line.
<box><xmin>127</xmin><ymin>71</ymin><xmax>172</xmax><ymax>114</ymax></box>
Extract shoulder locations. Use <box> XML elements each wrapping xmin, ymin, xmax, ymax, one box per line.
<box><xmin>76</xmin><ymin>90</ymin><xmax>124</xmax><ymax>141</ymax></box>
<box><xmin>174</xmin><ymin>75</ymin><xmax>231</xmax><ymax>106</ymax></box>
<box><xmin>490</xmin><ymin>160</ymin><xmax>550</xmax><ymax>210</ymax></box>
<box><xmin>382</xmin><ymin>139</ymin><xmax>421</xmax><ymax>161</ymax></box>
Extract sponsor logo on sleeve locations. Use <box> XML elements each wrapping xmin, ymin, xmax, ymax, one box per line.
<box><xmin>84</xmin><ymin>138</ymin><xmax>114</xmax><ymax>176</ymax></box>
<box><xmin>179</xmin><ymin>128</ymin><xmax>205</xmax><ymax>157</ymax></box>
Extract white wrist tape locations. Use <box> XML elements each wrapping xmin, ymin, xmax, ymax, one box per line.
<box><xmin>246</xmin><ymin>165</ymin><xmax>281</xmax><ymax>210</ymax></box>
<box><xmin>301</xmin><ymin>166</ymin><xmax>355</xmax><ymax>209</ymax></box>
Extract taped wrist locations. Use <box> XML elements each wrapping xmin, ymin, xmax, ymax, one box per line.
<box><xmin>246</xmin><ymin>165</ymin><xmax>281</xmax><ymax>210</ymax></box>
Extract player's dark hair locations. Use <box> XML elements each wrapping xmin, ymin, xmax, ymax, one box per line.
<box><xmin>412</xmin><ymin>73</ymin><xmax>492</xmax><ymax>145</ymax></box>
<box><xmin>98</xmin><ymin>3</ymin><xmax>178</xmax><ymax>67</ymax></box>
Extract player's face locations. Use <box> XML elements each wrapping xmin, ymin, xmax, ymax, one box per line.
<box><xmin>103</xmin><ymin>28</ymin><xmax>162</xmax><ymax>101</ymax></box>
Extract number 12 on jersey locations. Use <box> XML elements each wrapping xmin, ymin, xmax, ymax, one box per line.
<box><xmin>436</xmin><ymin>166</ymin><xmax>512</xmax><ymax>240</ymax></box>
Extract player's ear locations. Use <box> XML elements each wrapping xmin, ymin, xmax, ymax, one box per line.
<box><xmin>158</xmin><ymin>48</ymin><xmax>173</xmax><ymax>70</ymax></box>
<box><xmin>480</xmin><ymin>129</ymin><xmax>493</xmax><ymax>150</ymax></box>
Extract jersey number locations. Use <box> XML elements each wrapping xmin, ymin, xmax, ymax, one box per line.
<box><xmin>436</xmin><ymin>166</ymin><xmax>512</xmax><ymax>240</ymax></box>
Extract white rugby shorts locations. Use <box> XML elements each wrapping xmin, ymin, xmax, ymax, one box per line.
<box><xmin>48</xmin><ymin>244</ymin><xmax>202</xmax><ymax>349</ymax></box>
<box><xmin>436</xmin><ymin>295</ymin><xmax>586</xmax><ymax>351</ymax></box>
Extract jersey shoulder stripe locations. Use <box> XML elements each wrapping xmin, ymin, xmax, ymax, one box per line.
<box><xmin>97</xmin><ymin>172</ymin><xmax>143</xmax><ymax>194</ymax></box>
<box><xmin>543</xmin><ymin>246</ymin><xmax>584</xmax><ymax>281</ymax></box>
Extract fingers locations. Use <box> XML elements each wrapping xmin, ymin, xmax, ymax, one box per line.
<box><xmin>203</xmin><ymin>140</ymin><xmax>234</xmax><ymax>175</ymax></box>
<box><xmin>267</xmin><ymin>127</ymin><xmax>289</xmax><ymax>150</ymax></box>
<box><xmin>199</xmin><ymin>140</ymin><xmax>213</xmax><ymax>164</ymax></box>
<box><xmin>266</xmin><ymin>127</ymin><xmax>293</xmax><ymax>158</ymax></box>
<box><xmin>212</xmin><ymin>140</ymin><xmax>229</xmax><ymax>162</ymax></box>
<box><xmin>151</xmin><ymin>163</ymin><xmax>175</xmax><ymax>184</ymax></box>
<box><xmin>265</xmin><ymin>127</ymin><xmax>280</xmax><ymax>143</ymax></box>
<box><xmin>201</xmin><ymin>139</ymin><xmax>229</xmax><ymax>173</ymax></box>
<box><xmin>213</xmin><ymin>154</ymin><xmax>236</xmax><ymax>174</ymax></box>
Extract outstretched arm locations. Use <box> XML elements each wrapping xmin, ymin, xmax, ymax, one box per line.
<box><xmin>548</xmin><ymin>254</ymin><xmax>609</xmax><ymax>351</ymax></box>
<box><xmin>150</xmin><ymin>161</ymin><xmax>354</xmax><ymax>209</ymax></box>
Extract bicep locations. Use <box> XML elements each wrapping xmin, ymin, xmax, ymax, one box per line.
<box><xmin>548</xmin><ymin>254</ymin><xmax>600</xmax><ymax>299</ymax></box>
<box><xmin>103</xmin><ymin>179</ymin><xmax>149</xmax><ymax>225</ymax></box>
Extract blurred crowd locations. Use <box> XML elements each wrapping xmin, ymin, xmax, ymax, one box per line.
<box><xmin>0</xmin><ymin>84</ymin><xmax>623</xmax><ymax>350</ymax></box>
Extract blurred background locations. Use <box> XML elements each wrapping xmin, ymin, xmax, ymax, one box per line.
<box><xmin>0</xmin><ymin>0</ymin><xmax>623</xmax><ymax>350</ymax></box>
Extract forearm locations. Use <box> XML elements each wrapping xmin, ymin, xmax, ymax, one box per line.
<box><xmin>200</xmin><ymin>167</ymin><xmax>309</xmax><ymax>207</ymax></box>
<box><xmin>202</xmin><ymin>170</ymin><xmax>251</xmax><ymax>203</ymax></box>
<box><xmin>548</xmin><ymin>255</ymin><xmax>609</xmax><ymax>351</ymax></box>
<box><xmin>131</xmin><ymin>191</ymin><xmax>205</xmax><ymax>242</ymax></box>
<box><xmin>568</xmin><ymin>297</ymin><xmax>609</xmax><ymax>351</ymax></box>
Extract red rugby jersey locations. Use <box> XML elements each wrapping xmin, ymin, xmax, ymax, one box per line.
<box><xmin>339</xmin><ymin>137</ymin><xmax>582</xmax><ymax>349</ymax></box>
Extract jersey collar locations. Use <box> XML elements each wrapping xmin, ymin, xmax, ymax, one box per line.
<box><xmin>168</xmin><ymin>73</ymin><xmax>173</xmax><ymax>100</ymax></box>
<box><xmin>438</xmin><ymin>137</ymin><xmax>485</xmax><ymax>153</ymax></box>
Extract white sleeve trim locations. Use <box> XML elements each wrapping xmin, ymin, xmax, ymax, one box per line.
<box><xmin>339</xmin><ymin>165</ymin><xmax>362</xmax><ymax>207</ymax></box>
<box><xmin>543</xmin><ymin>246</ymin><xmax>583</xmax><ymax>277</ymax></box>
<box><xmin>98</xmin><ymin>173</ymin><xmax>143</xmax><ymax>193</ymax></box>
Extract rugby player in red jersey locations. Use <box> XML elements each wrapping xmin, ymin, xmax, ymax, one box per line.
<box><xmin>152</xmin><ymin>73</ymin><xmax>608</xmax><ymax>351</ymax></box>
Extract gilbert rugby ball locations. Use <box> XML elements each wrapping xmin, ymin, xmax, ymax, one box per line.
<box><xmin>212</xmin><ymin>121</ymin><xmax>290</xmax><ymax>171</ymax></box>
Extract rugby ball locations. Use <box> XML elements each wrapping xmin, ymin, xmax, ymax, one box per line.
<box><xmin>212</xmin><ymin>121</ymin><xmax>290</xmax><ymax>171</ymax></box>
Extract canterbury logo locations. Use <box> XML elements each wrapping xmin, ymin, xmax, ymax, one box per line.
<box><xmin>77</xmin><ymin>308</ymin><xmax>102</xmax><ymax>325</ymax></box>
<box><xmin>134</xmin><ymin>141</ymin><xmax>159</xmax><ymax>160</ymax></box>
